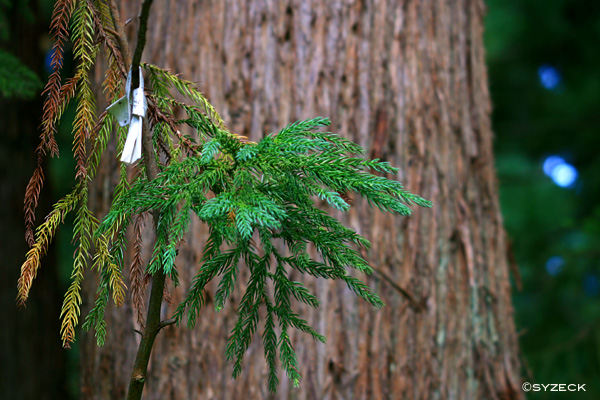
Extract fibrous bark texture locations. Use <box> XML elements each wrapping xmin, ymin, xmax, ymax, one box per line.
<box><xmin>82</xmin><ymin>1</ymin><xmax>522</xmax><ymax>399</ymax></box>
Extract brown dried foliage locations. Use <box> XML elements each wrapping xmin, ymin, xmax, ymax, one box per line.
<box><xmin>17</xmin><ymin>249</ymin><xmax>42</xmax><ymax>307</ymax></box>
<box><xmin>130</xmin><ymin>213</ymin><xmax>149</xmax><ymax>329</ymax></box>
<box><xmin>89</xmin><ymin>0</ymin><xmax>127</xmax><ymax>85</ymax></box>
<box><xmin>23</xmin><ymin>0</ymin><xmax>76</xmax><ymax>246</ymax></box>
<box><xmin>23</xmin><ymin>163</ymin><xmax>44</xmax><ymax>246</ymax></box>
<box><xmin>42</xmin><ymin>0</ymin><xmax>77</xmax><ymax>151</ymax></box>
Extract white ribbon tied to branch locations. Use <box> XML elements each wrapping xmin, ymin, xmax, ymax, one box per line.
<box><xmin>106</xmin><ymin>68</ymin><xmax>148</xmax><ymax>164</ymax></box>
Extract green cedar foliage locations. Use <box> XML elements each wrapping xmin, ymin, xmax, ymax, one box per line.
<box><xmin>96</xmin><ymin>114</ymin><xmax>431</xmax><ymax>390</ymax></box>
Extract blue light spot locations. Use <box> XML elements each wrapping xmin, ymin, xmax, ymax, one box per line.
<box><xmin>542</xmin><ymin>155</ymin><xmax>578</xmax><ymax>188</ymax></box>
<box><xmin>584</xmin><ymin>274</ymin><xmax>599</xmax><ymax>297</ymax></box>
<box><xmin>538</xmin><ymin>65</ymin><xmax>561</xmax><ymax>90</ymax></box>
<box><xmin>543</xmin><ymin>155</ymin><xmax>565</xmax><ymax>176</ymax></box>
<box><xmin>551</xmin><ymin>164</ymin><xmax>578</xmax><ymax>187</ymax></box>
<box><xmin>44</xmin><ymin>48</ymin><xmax>55</xmax><ymax>73</ymax></box>
<box><xmin>545</xmin><ymin>256</ymin><xmax>564</xmax><ymax>276</ymax></box>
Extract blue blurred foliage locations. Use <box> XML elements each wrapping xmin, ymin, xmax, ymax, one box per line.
<box><xmin>486</xmin><ymin>0</ymin><xmax>600</xmax><ymax>396</ymax></box>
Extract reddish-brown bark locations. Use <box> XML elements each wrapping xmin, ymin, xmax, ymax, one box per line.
<box><xmin>82</xmin><ymin>1</ymin><xmax>522</xmax><ymax>399</ymax></box>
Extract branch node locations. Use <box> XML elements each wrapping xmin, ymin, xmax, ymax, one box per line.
<box><xmin>158</xmin><ymin>318</ymin><xmax>177</xmax><ymax>330</ymax></box>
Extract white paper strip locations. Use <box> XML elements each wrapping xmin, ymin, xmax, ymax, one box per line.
<box><xmin>106</xmin><ymin>68</ymin><xmax>147</xmax><ymax>164</ymax></box>
<box><xmin>131</xmin><ymin>87</ymin><xmax>147</xmax><ymax>117</ymax></box>
<box><xmin>106</xmin><ymin>95</ymin><xmax>130</xmax><ymax>126</ymax></box>
<box><xmin>121</xmin><ymin>115</ymin><xmax>143</xmax><ymax>164</ymax></box>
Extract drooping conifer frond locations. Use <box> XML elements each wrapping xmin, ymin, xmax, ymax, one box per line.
<box><xmin>19</xmin><ymin>0</ymin><xmax>129</xmax><ymax>345</ymax></box>
<box><xmin>60</xmin><ymin>188</ymin><xmax>93</xmax><ymax>347</ymax></box>
<box><xmin>130</xmin><ymin>213</ymin><xmax>149</xmax><ymax>328</ymax></box>
<box><xmin>41</xmin><ymin>0</ymin><xmax>77</xmax><ymax>156</ymax></box>
<box><xmin>82</xmin><ymin>201</ymin><xmax>129</xmax><ymax>347</ymax></box>
<box><xmin>71</xmin><ymin>0</ymin><xmax>97</xmax><ymax>180</ymax></box>
<box><xmin>23</xmin><ymin>163</ymin><xmax>45</xmax><ymax>246</ymax></box>
<box><xmin>143</xmin><ymin>63</ymin><xmax>227</xmax><ymax>130</ymax></box>
<box><xmin>89</xmin><ymin>0</ymin><xmax>127</xmax><ymax>83</ymax></box>
<box><xmin>97</xmin><ymin>117</ymin><xmax>431</xmax><ymax>391</ymax></box>
<box><xmin>17</xmin><ymin>187</ymin><xmax>81</xmax><ymax>306</ymax></box>
<box><xmin>23</xmin><ymin>0</ymin><xmax>77</xmax><ymax>246</ymax></box>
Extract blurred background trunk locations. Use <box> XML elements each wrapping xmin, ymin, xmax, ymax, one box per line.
<box><xmin>0</xmin><ymin>2</ymin><xmax>70</xmax><ymax>399</ymax></box>
<box><xmin>1</xmin><ymin>75</ymin><xmax>70</xmax><ymax>400</ymax></box>
<box><xmin>82</xmin><ymin>0</ymin><xmax>522</xmax><ymax>399</ymax></box>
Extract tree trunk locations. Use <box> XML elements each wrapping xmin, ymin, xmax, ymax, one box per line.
<box><xmin>82</xmin><ymin>0</ymin><xmax>522</xmax><ymax>399</ymax></box>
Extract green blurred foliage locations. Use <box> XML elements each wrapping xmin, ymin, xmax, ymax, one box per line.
<box><xmin>486</xmin><ymin>0</ymin><xmax>600</xmax><ymax>397</ymax></box>
<box><xmin>0</xmin><ymin>48</ymin><xmax>43</xmax><ymax>99</ymax></box>
<box><xmin>0</xmin><ymin>0</ymin><xmax>42</xmax><ymax>99</ymax></box>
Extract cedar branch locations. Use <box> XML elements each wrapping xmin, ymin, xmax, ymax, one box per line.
<box><xmin>122</xmin><ymin>1</ymin><xmax>169</xmax><ymax>400</ymax></box>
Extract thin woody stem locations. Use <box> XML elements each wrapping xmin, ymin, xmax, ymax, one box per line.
<box><xmin>108</xmin><ymin>0</ymin><xmax>131</xmax><ymax>69</ymax></box>
<box><xmin>130</xmin><ymin>0</ymin><xmax>154</xmax><ymax>90</ymax></box>
<box><xmin>114</xmin><ymin>1</ymin><xmax>164</xmax><ymax>400</ymax></box>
